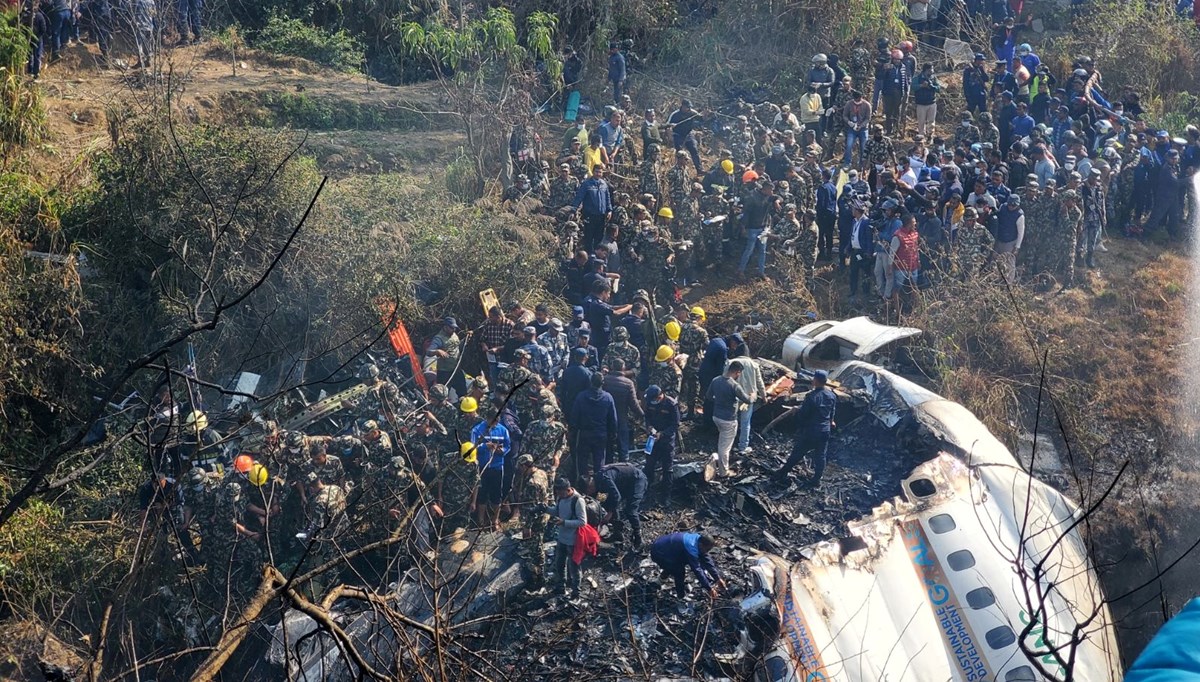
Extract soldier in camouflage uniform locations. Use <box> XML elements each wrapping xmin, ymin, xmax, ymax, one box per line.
<box><xmin>678</xmin><ymin>311</ymin><xmax>708</xmax><ymax>416</ymax></box>
<box><xmin>782</xmin><ymin>206</ymin><xmax>819</xmax><ymax>280</ymax></box>
<box><xmin>367</xmin><ymin>455</ymin><xmax>424</xmax><ymax>542</ymax></box>
<box><xmin>977</xmin><ymin>112</ymin><xmax>1000</xmax><ymax>149</ymax></box>
<box><xmin>639</xmin><ymin>144</ymin><xmax>663</xmax><ymax>202</ymax></box>
<box><xmin>360</xmin><ymin>364</ymin><xmax>404</xmax><ymax>423</ymax></box>
<box><xmin>823</xmin><ymin>79</ymin><xmax>854</xmax><ymax>161</ymax></box>
<box><xmin>863</xmin><ymin>125</ymin><xmax>897</xmax><ymax>172</ymax></box>
<box><xmin>513</xmin><ymin>453</ymin><xmax>550</xmax><ymax>587</ymax></box>
<box><xmin>634</xmin><ymin>222</ymin><xmax>677</xmax><ymax>307</ymax></box>
<box><xmin>1018</xmin><ymin>180</ymin><xmax>1050</xmax><ymax>277</ymax></box>
<box><xmin>299</xmin><ymin>473</ymin><xmax>347</xmax><ymax>595</ymax></box>
<box><xmin>299</xmin><ymin>446</ymin><xmax>347</xmax><ymax>491</ymax></box>
<box><xmin>359</xmin><ymin>420</ymin><xmax>394</xmax><ymax>472</ymax></box>
<box><xmin>602</xmin><ymin>326</ymin><xmax>640</xmax><ymax>380</ymax></box>
<box><xmin>437</xmin><ymin>441</ymin><xmax>480</xmax><ymax>531</ymax></box>
<box><xmin>549</xmin><ymin>163</ymin><xmax>580</xmax><ymax>210</ymax></box>
<box><xmin>955</xmin><ymin>207</ymin><xmax>995</xmax><ymax>280</ymax></box>
<box><xmin>848</xmin><ymin>41</ymin><xmax>872</xmax><ymax>98</ymax></box>
<box><xmin>524</xmin><ymin>403</ymin><xmax>568</xmax><ymax>481</ymax></box>
<box><xmin>427</xmin><ymin>384</ymin><xmax>461</xmax><ymax>445</ymax></box>
<box><xmin>676</xmin><ymin>183</ymin><xmax>705</xmax><ymax>277</ymax></box>
<box><xmin>666</xmin><ymin>151</ymin><xmax>691</xmax><ymax>212</ymax></box>
<box><xmin>513</xmin><ymin>373</ymin><xmax>548</xmax><ymax>426</ymax></box>
<box><xmin>731</xmin><ymin>131</ymin><xmax>755</xmax><ymax>168</ymax></box>
<box><xmin>799</xmin><ymin>154</ymin><xmax>824</xmax><ymax>207</ymax></box>
<box><xmin>495</xmin><ymin>349</ymin><xmax>536</xmax><ymax>406</ymax></box>
<box><xmin>954</xmin><ymin>112</ymin><xmax>980</xmax><ymax>148</ymax></box>
<box><xmin>1050</xmin><ymin>189</ymin><xmax>1082</xmax><ymax>287</ymax></box>
<box><xmin>184</xmin><ymin>467</ymin><xmax>225</xmax><ymax>569</ymax></box>
<box><xmin>649</xmin><ymin>345</ymin><xmax>684</xmax><ymax>402</ymax></box>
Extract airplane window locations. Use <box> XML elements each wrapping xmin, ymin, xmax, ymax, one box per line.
<box><xmin>966</xmin><ymin>587</ymin><xmax>995</xmax><ymax>609</ymax></box>
<box><xmin>947</xmin><ymin>550</ymin><xmax>976</xmax><ymax>571</ymax></box>
<box><xmin>928</xmin><ymin>514</ymin><xmax>956</xmax><ymax>533</ymax></box>
<box><xmin>908</xmin><ymin>478</ymin><xmax>937</xmax><ymax>497</ymax></box>
<box><xmin>1005</xmin><ymin>666</ymin><xmax>1037</xmax><ymax>681</ymax></box>
<box><xmin>986</xmin><ymin>625</ymin><xmax>1017</xmax><ymax>650</ymax></box>
<box><xmin>763</xmin><ymin>655</ymin><xmax>790</xmax><ymax>681</ymax></box>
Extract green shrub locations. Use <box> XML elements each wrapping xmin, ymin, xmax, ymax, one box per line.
<box><xmin>254</xmin><ymin>14</ymin><xmax>364</xmax><ymax>72</ymax></box>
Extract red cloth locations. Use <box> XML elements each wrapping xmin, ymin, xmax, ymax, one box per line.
<box><xmin>572</xmin><ymin>524</ymin><xmax>600</xmax><ymax>565</ymax></box>
<box><xmin>893</xmin><ymin>227</ymin><xmax>920</xmax><ymax>272</ymax></box>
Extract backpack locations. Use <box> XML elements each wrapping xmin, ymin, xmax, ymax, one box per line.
<box><xmin>583</xmin><ymin>495</ymin><xmax>604</xmax><ymax>528</ymax></box>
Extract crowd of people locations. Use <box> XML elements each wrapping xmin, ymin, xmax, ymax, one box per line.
<box><xmin>132</xmin><ymin>21</ymin><xmax>1200</xmax><ymax>612</ymax></box>
<box><xmin>503</xmin><ymin>35</ymin><xmax>1199</xmax><ymax>305</ymax></box>
<box><xmin>17</xmin><ymin>0</ymin><xmax>200</xmax><ymax>77</ymax></box>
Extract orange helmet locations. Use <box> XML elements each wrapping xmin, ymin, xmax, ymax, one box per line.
<box><xmin>742</xmin><ymin>170</ymin><xmax>759</xmax><ymax>183</ymax></box>
<box><xmin>899</xmin><ymin>40</ymin><xmax>914</xmax><ymax>52</ymax></box>
<box><xmin>234</xmin><ymin>454</ymin><xmax>254</xmax><ymax>473</ymax></box>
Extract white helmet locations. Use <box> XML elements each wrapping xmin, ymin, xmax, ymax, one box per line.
<box><xmin>812</xmin><ymin>53</ymin><xmax>828</xmax><ymax>64</ymax></box>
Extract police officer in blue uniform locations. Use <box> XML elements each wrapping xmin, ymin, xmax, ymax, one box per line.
<box><xmin>770</xmin><ymin>370</ymin><xmax>837</xmax><ymax>486</ymax></box>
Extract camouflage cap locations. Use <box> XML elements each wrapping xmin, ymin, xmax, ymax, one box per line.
<box><xmin>612</xmin><ymin>326</ymin><xmax>630</xmax><ymax>341</ymax></box>
<box><xmin>285</xmin><ymin>431</ymin><xmax>305</xmax><ymax>450</ymax></box>
<box><xmin>542</xmin><ymin>403</ymin><xmax>558</xmax><ymax>417</ymax></box>
<box><xmin>186</xmin><ymin>467</ymin><xmax>207</xmax><ymax>487</ymax></box>
<box><xmin>514</xmin><ymin>348</ymin><xmax>531</xmax><ymax>359</ymax></box>
<box><xmin>389</xmin><ymin>455</ymin><xmax>408</xmax><ymax>470</ymax></box>
<box><xmin>430</xmin><ymin>384</ymin><xmax>449</xmax><ymax>400</ymax></box>
<box><xmin>306</xmin><ymin>471</ymin><xmax>319</xmax><ymax>484</ymax></box>
<box><xmin>517</xmin><ymin>453</ymin><xmax>535</xmax><ymax>466</ymax></box>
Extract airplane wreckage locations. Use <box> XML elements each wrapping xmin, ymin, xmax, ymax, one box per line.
<box><xmin>229</xmin><ymin>320</ymin><xmax>1120</xmax><ymax>682</ymax></box>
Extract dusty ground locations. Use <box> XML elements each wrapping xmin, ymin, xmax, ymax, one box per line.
<box><xmin>33</xmin><ymin>39</ymin><xmax>463</xmax><ymax>178</ymax></box>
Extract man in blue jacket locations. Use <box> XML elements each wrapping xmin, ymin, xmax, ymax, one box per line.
<box><xmin>770</xmin><ymin>370</ymin><xmax>837</xmax><ymax>486</ymax></box>
<box><xmin>698</xmin><ymin>334</ymin><xmax>742</xmax><ymax>425</ymax></box>
<box><xmin>815</xmin><ymin>169</ymin><xmax>839</xmax><ymax>261</ymax></box>
<box><xmin>607</xmin><ymin>41</ymin><xmax>626</xmax><ymax>104</ymax></box>
<box><xmin>572</xmin><ymin>165</ymin><xmax>613</xmax><ymax>250</ymax></box>
<box><xmin>570</xmin><ymin>372</ymin><xmax>618</xmax><ymax>478</ymax></box>
<box><xmin>590</xmin><ymin>461</ymin><xmax>647</xmax><ymax>549</ymax></box>
<box><xmin>650</xmin><ymin>532</ymin><xmax>726</xmax><ymax>606</ymax></box>
<box><xmin>962</xmin><ymin>53</ymin><xmax>990</xmax><ymax>115</ymax></box>
<box><xmin>643</xmin><ymin>385</ymin><xmax>681</xmax><ymax>490</ymax></box>
<box><xmin>558</xmin><ymin>348</ymin><xmax>593</xmax><ymax>421</ymax></box>
<box><xmin>470</xmin><ymin>411</ymin><xmax>512</xmax><ymax>531</ymax></box>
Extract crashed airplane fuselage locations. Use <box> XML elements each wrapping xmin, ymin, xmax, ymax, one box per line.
<box><xmin>738</xmin><ymin>361</ymin><xmax>1122</xmax><ymax>682</ymax></box>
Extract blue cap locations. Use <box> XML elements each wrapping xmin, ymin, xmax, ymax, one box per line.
<box><xmin>813</xmin><ymin>370</ymin><xmax>829</xmax><ymax>382</ymax></box>
<box><xmin>1001</xmin><ymin>90</ymin><xmax>1013</xmax><ymax>99</ymax></box>
<box><xmin>572</xmin><ymin>305</ymin><xmax>585</xmax><ymax>318</ymax></box>
<box><xmin>1167</xmin><ymin>149</ymin><xmax>1180</xmax><ymax>158</ymax></box>
<box><xmin>974</xmin><ymin>52</ymin><xmax>986</xmax><ymax>61</ymax></box>
<box><xmin>442</xmin><ymin>316</ymin><xmax>458</xmax><ymax>329</ymax></box>
<box><xmin>729</xmin><ymin>333</ymin><xmax>745</xmax><ymax>345</ymax></box>
<box><xmin>1157</xmin><ymin>130</ymin><xmax>1170</xmax><ymax>138</ymax></box>
<box><xmin>644</xmin><ymin>385</ymin><xmax>662</xmax><ymax>399</ymax></box>
<box><xmin>571</xmin><ymin>347</ymin><xmax>588</xmax><ymax>358</ymax></box>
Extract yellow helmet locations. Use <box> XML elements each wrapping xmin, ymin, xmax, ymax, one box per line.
<box><xmin>460</xmin><ymin>441</ymin><xmax>478</xmax><ymax>464</ymax></box>
<box><xmin>657</xmin><ymin>206</ymin><xmax>674</xmax><ymax>219</ymax></box>
<box><xmin>664</xmin><ymin>320</ymin><xmax>681</xmax><ymax>341</ymax></box>
<box><xmin>655</xmin><ymin>345</ymin><xmax>675</xmax><ymax>362</ymax></box>
<box><xmin>460</xmin><ymin>396</ymin><xmax>478</xmax><ymax>413</ymax></box>
<box><xmin>721</xmin><ymin>159</ymin><xmax>734</xmax><ymax>174</ymax></box>
<box><xmin>249</xmin><ymin>462</ymin><xmax>269</xmax><ymax>487</ymax></box>
<box><xmin>689</xmin><ymin>306</ymin><xmax>706</xmax><ymax>320</ymax></box>
<box><xmin>185</xmin><ymin>410</ymin><xmax>208</xmax><ymax>432</ymax></box>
